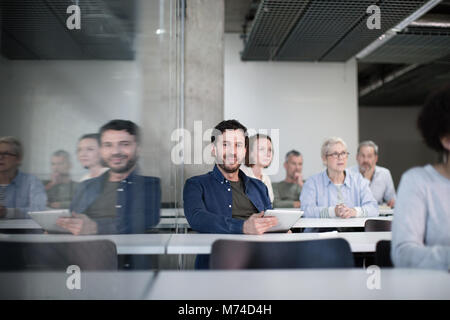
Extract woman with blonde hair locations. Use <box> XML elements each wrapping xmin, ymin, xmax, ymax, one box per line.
<box><xmin>240</xmin><ymin>134</ymin><xmax>274</xmax><ymax>204</ymax></box>
<box><xmin>300</xmin><ymin>137</ymin><xmax>378</xmax><ymax>221</ymax></box>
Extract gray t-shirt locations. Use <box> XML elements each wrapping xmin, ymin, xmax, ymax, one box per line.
<box><xmin>230</xmin><ymin>180</ymin><xmax>258</xmax><ymax>220</ymax></box>
<box><xmin>392</xmin><ymin>164</ymin><xmax>450</xmax><ymax>270</ymax></box>
<box><xmin>272</xmin><ymin>181</ymin><xmax>302</xmax><ymax>208</ymax></box>
<box><xmin>84</xmin><ymin>181</ymin><xmax>119</xmax><ymax>219</ymax></box>
<box><xmin>44</xmin><ymin>180</ymin><xmax>78</xmax><ymax>209</ymax></box>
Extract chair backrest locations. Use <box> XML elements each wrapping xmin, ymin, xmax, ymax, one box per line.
<box><xmin>210</xmin><ymin>238</ymin><xmax>354</xmax><ymax>269</ymax></box>
<box><xmin>0</xmin><ymin>240</ymin><xmax>118</xmax><ymax>271</ymax></box>
<box><xmin>364</xmin><ymin>219</ymin><xmax>392</xmax><ymax>232</ymax></box>
<box><xmin>375</xmin><ymin>240</ymin><xmax>393</xmax><ymax>267</ymax></box>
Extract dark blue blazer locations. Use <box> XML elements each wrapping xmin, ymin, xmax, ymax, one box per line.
<box><xmin>183</xmin><ymin>165</ymin><xmax>272</xmax><ymax>234</ymax></box>
<box><xmin>70</xmin><ymin>169</ymin><xmax>161</xmax><ymax>234</ymax></box>
<box><xmin>183</xmin><ymin>165</ymin><xmax>272</xmax><ymax>269</ymax></box>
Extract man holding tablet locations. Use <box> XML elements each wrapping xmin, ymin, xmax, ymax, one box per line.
<box><xmin>57</xmin><ymin>120</ymin><xmax>161</xmax><ymax>235</ymax></box>
<box><xmin>184</xmin><ymin>120</ymin><xmax>277</xmax><ymax>235</ymax></box>
<box><xmin>183</xmin><ymin>120</ymin><xmax>278</xmax><ymax>268</ymax></box>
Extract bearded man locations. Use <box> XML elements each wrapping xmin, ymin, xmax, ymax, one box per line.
<box><xmin>57</xmin><ymin>120</ymin><xmax>160</xmax><ymax>235</ymax></box>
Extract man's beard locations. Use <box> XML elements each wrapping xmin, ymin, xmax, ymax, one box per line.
<box><xmin>102</xmin><ymin>154</ymin><xmax>138</xmax><ymax>174</ymax></box>
<box><xmin>218</xmin><ymin>162</ymin><xmax>241</xmax><ymax>174</ymax></box>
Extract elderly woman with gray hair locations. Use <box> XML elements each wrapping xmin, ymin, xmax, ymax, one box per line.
<box><xmin>300</xmin><ymin>137</ymin><xmax>378</xmax><ymax>220</ymax></box>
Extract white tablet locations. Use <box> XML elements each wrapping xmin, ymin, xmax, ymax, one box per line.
<box><xmin>28</xmin><ymin>210</ymin><xmax>72</xmax><ymax>234</ymax></box>
<box><xmin>263</xmin><ymin>209</ymin><xmax>303</xmax><ymax>232</ymax></box>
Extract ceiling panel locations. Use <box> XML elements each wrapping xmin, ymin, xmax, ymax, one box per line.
<box><xmin>1</xmin><ymin>0</ymin><xmax>136</xmax><ymax>60</ymax></box>
<box><xmin>241</xmin><ymin>0</ymin><xmax>431</xmax><ymax>62</ymax></box>
<box><xmin>360</xmin><ymin>26</ymin><xmax>450</xmax><ymax>64</ymax></box>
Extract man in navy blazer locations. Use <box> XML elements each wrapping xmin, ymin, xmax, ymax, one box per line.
<box><xmin>57</xmin><ymin>119</ymin><xmax>160</xmax><ymax>235</ymax></box>
<box><xmin>183</xmin><ymin>120</ymin><xmax>278</xmax><ymax>268</ymax></box>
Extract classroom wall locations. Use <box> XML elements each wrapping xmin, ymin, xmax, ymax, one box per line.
<box><xmin>359</xmin><ymin>106</ymin><xmax>437</xmax><ymax>188</ymax></box>
<box><xmin>224</xmin><ymin>33</ymin><xmax>359</xmax><ymax>182</ymax></box>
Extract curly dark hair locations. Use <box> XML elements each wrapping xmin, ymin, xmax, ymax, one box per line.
<box><xmin>417</xmin><ymin>85</ymin><xmax>450</xmax><ymax>156</ymax></box>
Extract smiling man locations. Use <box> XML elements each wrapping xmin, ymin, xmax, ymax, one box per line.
<box><xmin>57</xmin><ymin>120</ymin><xmax>160</xmax><ymax>236</ymax></box>
<box><xmin>184</xmin><ymin>119</ymin><xmax>276</xmax><ymax>235</ymax></box>
<box><xmin>183</xmin><ymin>120</ymin><xmax>277</xmax><ymax>268</ymax></box>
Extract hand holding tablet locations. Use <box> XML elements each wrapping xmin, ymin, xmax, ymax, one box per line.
<box><xmin>263</xmin><ymin>209</ymin><xmax>303</xmax><ymax>232</ymax></box>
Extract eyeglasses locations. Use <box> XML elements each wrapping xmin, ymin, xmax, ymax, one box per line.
<box><xmin>326</xmin><ymin>152</ymin><xmax>349</xmax><ymax>159</ymax></box>
<box><xmin>0</xmin><ymin>152</ymin><xmax>18</xmax><ymax>158</ymax></box>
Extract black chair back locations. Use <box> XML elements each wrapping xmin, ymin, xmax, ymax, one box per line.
<box><xmin>375</xmin><ymin>240</ymin><xmax>393</xmax><ymax>267</ymax></box>
<box><xmin>210</xmin><ymin>238</ymin><xmax>354</xmax><ymax>269</ymax></box>
<box><xmin>364</xmin><ymin>219</ymin><xmax>392</xmax><ymax>232</ymax></box>
<box><xmin>0</xmin><ymin>240</ymin><xmax>118</xmax><ymax>271</ymax></box>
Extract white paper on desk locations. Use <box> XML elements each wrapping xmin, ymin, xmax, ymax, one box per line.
<box><xmin>318</xmin><ymin>231</ymin><xmax>339</xmax><ymax>238</ymax></box>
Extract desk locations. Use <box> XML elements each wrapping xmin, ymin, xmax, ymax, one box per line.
<box><xmin>2</xmin><ymin>269</ymin><xmax>449</xmax><ymax>300</ymax></box>
<box><xmin>0</xmin><ymin>217</ymin><xmax>190</xmax><ymax>231</ymax></box>
<box><xmin>160</xmin><ymin>208</ymin><xmax>184</xmax><ymax>217</ymax></box>
<box><xmin>147</xmin><ymin>269</ymin><xmax>450</xmax><ymax>300</ymax></box>
<box><xmin>0</xmin><ymin>231</ymin><xmax>391</xmax><ymax>256</ymax></box>
<box><xmin>379</xmin><ymin>208</ymin><xmax>394</xmax><ymax>216</ymax></box>
<box><xmin>154</xmin><ymin>218</ymin><xmax>189</xmax><ymax>229</ymax></box>
<box><xmin>0</xmin><ymin>219</ymin><xmax>41</xmax><ymax>230</ymax></box>
<box><xmin>166</xmin><ymin>232</ymin><xmax>391</xmax><ymax>254</ymax></box>
<box><xmin>0</xmin><ymin>271</ymin><xmax>155</xmax><ymax>299</ymax></box>
<box><xmin>0</xmin><ymin>233</ymin><xmax>171</xmax><ymax>255</ymax></box>
<box><xmin>293</xmin><ymin>217</ymin><xmax>392</xmax><ymax>228</ymax></box>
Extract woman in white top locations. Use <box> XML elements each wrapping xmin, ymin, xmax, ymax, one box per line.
<box><xmin>240</xmin><ymin>134</ymin><xmax>274</xmax><ymax>204</ymax></box>
<box><xmin>77</xmin><ymin>134</ymin><xmax>108</xmax><ymax>182</ymax></box>
<box><xmin>392</xmin><ymin>85</ymin><xmax>450</xmax><ymax>270</ymax></box>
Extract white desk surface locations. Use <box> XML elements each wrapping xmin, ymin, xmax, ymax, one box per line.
<box><xmin>0</xmin><ymin>271</ymin><xmax>155</xmax><ymax>300</ymax></box>
<box><xmin>0</xmin><ymin>233</ymin><xmax>172</xmax><ymax>255</ymax></box>
<box><xmin>0</xmin><ymin>219</ymin><xmax>42</xmax><ymax>229</ymax></box>
<box><xmin>154</xmin><ymin>217</ymin><xmax>189</xmax><ymax>228</ymax></box>
<box><xmin>160</xmin><ymin>208</ymin><xmax>184</xmax><ymax>217</ymax></box>
<box><xmin>379</xmin><ymin>208</ymin><xmax>394</xmax><ymax>216</ymax></box>
<box><xmin>0</xmin><ymin>217</ymin><xmax>190</xmax><ymax>230</ymax></box>
<box><xmin>166</xmin><ymin>232</ymin><xmax>391</xmax><ymax>254</ymax></box>
<box><xmin>0</xmin><ymin>231</ymin><xmax>391</xmax><ymax>255</ymax></box>
<box><xmin>293</xmin><ymin>216</ymin><xmax>392</xmax><ymax>228</ymax></box>
<box><xmin>147</xmin><ymin>269</ymin><xmax>450</xmax><ymax>300</ymax></box>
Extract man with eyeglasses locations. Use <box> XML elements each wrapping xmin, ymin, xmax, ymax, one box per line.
<box><xmin>300</xmin><ymin>137</ymin><xmax>378</xmax><ymax>229</ymax></box>
<box><xmin>0</xmin><ymin>136</ymin><xmax>47</xmax><ymax>219</ymax></box>
<box><xmin>349</xmin><ymin>141</ymin><xmax>396</xmax><ymax>208</ymax></box>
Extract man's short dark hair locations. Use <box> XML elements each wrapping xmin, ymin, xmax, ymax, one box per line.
<box><xmin>417</xmin><ymin>85</ymin><xmax>450</xmax><ymax>157</ymax></box>
<box><xmin>99</xmin><ymin>120</ymin><xmax>140</xmax><ymax>144</ymax></box>
<box><xmin>285</xmin><ymin>149</ymin><xmax>301</xmax><ymax>162</ymax></box>
<box><xmin>79</xmin><ymin>133</ymin><xmax>100</xmax><ymax>145</ymax></box>
<box><xmin>210</xmin><ymin>119</ymin><xmax>248</xmax><ymax>144</ymax></box>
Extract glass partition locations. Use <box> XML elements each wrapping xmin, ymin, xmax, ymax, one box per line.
<box><xmin>0</xmin><ymin>0</ymin><xmax>185</xmax><ymax>271</ymax></box>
